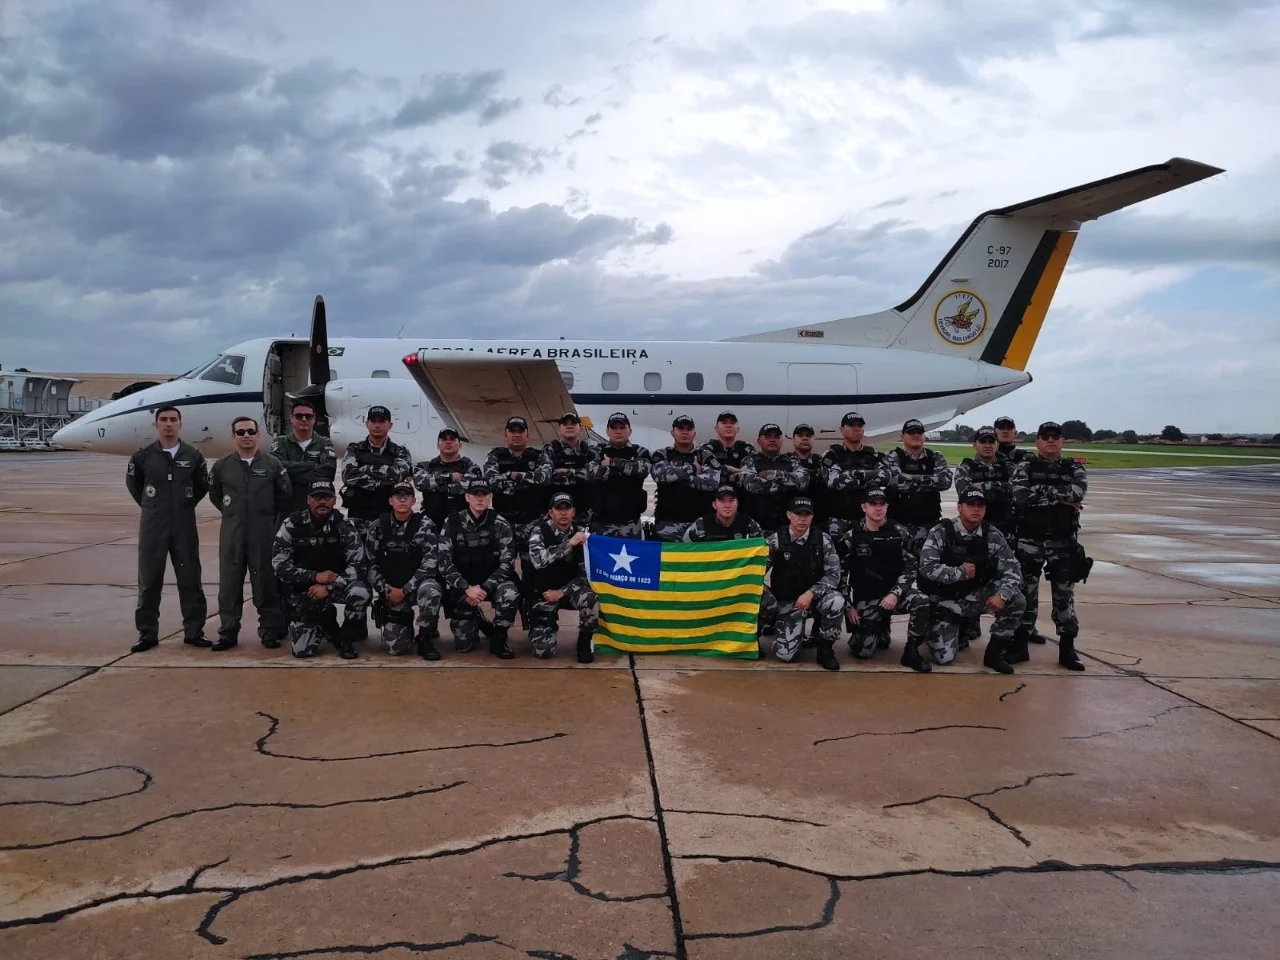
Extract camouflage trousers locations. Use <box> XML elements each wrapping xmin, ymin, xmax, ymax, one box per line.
<box><xmin>924</xmin><ymin>587</ymin><xmax>1026</xmax><ymax>665</ymax></box>
<box><xmin>653</xmin><ymin>520</ymin><xmax>692</xmax><ymax>542</ymax></box>
<box><xmin>377</xmin><ymin>580</ymin><xmax>444</xmax><ymax>656</ymax></box>
<box><xmin>528</xmin><ymin>578</ymin><xmax>599</xmax><ymax>658</ymax></box>
<box><xmin>448</xmin><ymin>579</ymin><xmax>521</xmax><ymax>651</ymax></box>
<box><xmin>287</xmin><ymin>581</ymin><xmax>371</xmax><ymax>658</ymax></box>
<box><xmin>591</xmin><ymin>520</ymin><xmax>644</xmax><ymax>539</ymax></box>
<box><xmin>846</xmin><ymin>590</ymin><xmax>931</xmax><ymax>659</ymax></box>
<box><xmin>1015</xmin><ymin>538</ymin><xmax>1078</xmax><ymax>637</ymax></box>
<box><xmin>760</xmin><ymin>585</ymin><xmax>845</xmax><ymax>662</ymax></box>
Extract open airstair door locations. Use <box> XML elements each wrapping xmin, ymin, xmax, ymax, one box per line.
<box><xmin>402</xmin><ymin>352</ymin><xmax>575</xmax><ymax>448</ymax></box>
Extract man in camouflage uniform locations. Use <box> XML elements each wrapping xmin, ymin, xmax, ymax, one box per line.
<box><xmin>994</xmin><ymin>415</ymin><xmax>1032</xmax><ymax>465</ymax></box>
<box><xmin>699</xmin><ymin>411</ymin><xmax>755</xmax><ymax>501</ymax></box>
<box><xmin>882</xmin><ymin>418</ymin><xmax>953</xmax><ymax>554</ymax></box>
<box><xmin>651</xmin><ymin>415</ymin><xmax>722</xmax><ymax>542</ymax></box>
<box><xmin>843</xmin><ymin>488</ymin><xmax>933</xmax><ymax>672</ymax></box>
<box><xmin>739</xmin><ymin>423</ymin><xmax>810</xmax><ymax>532</ymax></box>
<box><xmin>414</xmin><ymin>427</ymin><xmax>482</xmax><ymax>528</ymax></box>
<box><xmin>438</xmin><ymin>479</ymin><xmax>519</xmax><ymax>658</ymax></box>
<box><xmin>917</xmin><ymin>489</ymin><xmax>1024</xmax><ymax>673</ymax></box>
<box><xmin>589</xmin><ymin>412</ymin><xmax>651</xmax><ymax>539</ymax></box>
<box><xmin>822</xmin><ymin>412</ymin><xmax>883</xmax><ymax>559</ymax></box>
<box><xmin>684</xmin><ymin>485</ymin><xmax>765</xmax><ymax>542</ymax></box>
<box><xmin>760</xmin><ymin>496</ymin><xmax>842</xmax><ymax>669</ymax></box>
<box><xmin>364</xmin><ymin>482</ymin><xmax>443</xmax><ymax>660</ymax></box>
<box><xmin>208</xmin><ymin>416</ymin><xmax>293</xmax><ymax>651</ymax></box>
<box><xmin>953</xmin><ymin>425</ymin><xmax>1018</xmax><ymax>651</ymax></box>
<box><xmin>484</xmin><ymin>415</ymin><xmax>547</xmax><ymax>553</ymax></box>
<box><xmin>269</xmin><ymin>398</ymin><xmax>336</xmax><ymax>514</ymax></box>
<box><xmin>527</xmin><ymin>493</ymin><xmax>598</xmax><ymax>663</ymax></box>
<box><xmin>1011</xmin><ymin>421</ymin><xmax>1088</xmax><ymax>671</ymax></box>
<box><xmin>536</xmin><ymin>412</ymin><xmax>596</xmax><ymax>523</ymax></box>
<box><xmin>790</xmin><ymin>424</ymin><xmax>827</xmax><ymax>525</ymax></box>
<box><xmin>271</xmin><ymin>480</ymin><xmax>369</xmax><ymax>660</ymax></box>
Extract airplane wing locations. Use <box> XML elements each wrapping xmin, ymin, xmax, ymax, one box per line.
<box><xmin>401</xmin><ymin>351</ymin><xmax>575</xmax><ymax>447</ymax></box>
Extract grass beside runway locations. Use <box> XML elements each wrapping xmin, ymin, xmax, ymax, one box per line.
<box><xmin>925</xmin><ymin>443</ymin><xmax>1280</xmax><ymax>469</ymax></box>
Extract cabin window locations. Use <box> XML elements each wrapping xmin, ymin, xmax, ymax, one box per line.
<box><xmin>726</xmin><ymin>372</ymin><xmax>744</xmax><ymax>392</ymax></box>
<box><xmin>199</xmin><ymin>354</ymin><xmax>245</xmax><ymax>386</ymax></box>
<box><xmin>643</xmin><ymin>372</ymin><xmax>662</xmax><ymax>391</ymax></box>
<box><xmin>686</xmin><ymin>372</ymin><xmax>704</xmax><ymax>391</ymax></box>
<box><xmin>601</xmin><ymin>372</ymin><xmax>620</xmax><ymax>390</ymax></box>
<box><xmin>371</xmin><ymin>369</ymin><xmax>390</xmax><ymax>379</ymax></box>
<box><xmin>561</xmin><ymin>371</ymin><xmax>575</xmax><ymax>389</ymax></box>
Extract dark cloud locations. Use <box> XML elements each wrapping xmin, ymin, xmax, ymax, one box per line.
<box><xmin>1074</xmin><ymin>213</ymin><xmax>1280</xmax><ymax>270</ymax></box>
<box><xmin>392</xmin><ymin>69</ymin><xmax>521</xmax><ymax>129</ymax></box>
<box><xmin>480</xmin><ymin>141</ymin><xmax>555</xmax><ymax>188</ymax></box>
<box><xmin>584</xmin><ymin>111</ymin><xmax>603</xmax><ymax>125</ymax></box>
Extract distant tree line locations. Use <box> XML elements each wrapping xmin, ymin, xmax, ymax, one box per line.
<box><xmin>937</xmin><ymin>422</ymin><xmax>1276</xmax><ymax>445</ymax></box>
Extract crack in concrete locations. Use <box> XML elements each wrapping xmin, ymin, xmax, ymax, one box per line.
<box><xmin>501</xmin><ymin>819</ymin><xmax>668</xmax><ymax>903</ymax></box>
<box><xmin>998</xmin><ymin>683</ymin><xmax>1027</xmax><ymax>702</ymax></box>
<box><xmin>1061</xmin><ymin>705</ymin><xmax>1196</xmax><ymax>741</ymax></box>
<box><xmin>665</xmin><ymin>809</ymin><xmax>827</xmax><ymax>828</ymax></box>
<box><xmin>254</xmin><ymin>711</ymin><xmax>567</xmax><ymax>760</ymax></box>
<box><xmin>814</xmin><ymin>724</ymin><xmax>1006</xmax><ymax>746</ymax></box>
<box><xmin>0</xmin><ymin>781</ymin><xmax>467</xmax><ymax>852</ymax></box>
<box><xmin>241</xmin><ymin>932</ymin><xmax>501</xmax><ymax>957</ymax></box>
<box><xmin>1087</xmin><ymin>648</ymin><xmax>1143</xmax><ymax>667</ymax></box>
<box><xmin>0</xmin><ymin>763</ymin><xmax>152</xmax><ymax>808</ymax></box>
<box><xmin>882</xmin><ymin>772</ymin><xmax>1076</xmax><ymax>848</ymax></box>
<box><xmin>684</xmin><ymin>877</ymin><xmax>841</xmax><ymax>942</ymax></box>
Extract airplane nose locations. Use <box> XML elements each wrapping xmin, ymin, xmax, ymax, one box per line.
<box><xmin>52</xmin><ymin>421</ymin><xmax>92</xmax><ymax>449</ymax></box>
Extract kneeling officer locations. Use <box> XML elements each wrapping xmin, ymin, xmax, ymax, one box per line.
<box><xmin>438</xmin><ymin>479</ymin><xmax>519</xmax><ymax>659</ymax></box>
<box><xmin>365</xmin><ymin>482</ymin><xmax>443</xmax><ymax>660</ymax></box>
<box><xmin>271</xmin><ymin>480</ymin><xmax>370</xmax><ymax>660</ymax></box>
<box><xmin>761</xmin><ymin>497</ymin><xmax>843</xmax><ymax>670</ymax></box>
<box><xmin>527</xmin><ymin>493</ymin><xmax>599</xmax><ymax>663</ymax></box>
<box><xmin>916</xmin><ymin>489</ymin><xmax>1024</xmax><ymax>673</ymax></box>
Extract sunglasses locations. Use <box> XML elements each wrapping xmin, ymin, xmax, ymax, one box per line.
<box><xmin>391</xmin><ymin>492</ymin><xmax>414</xmax><ymax>500</ymax></box>
<box><xmin>234</xmin><ymin>428</ymin><xmax>258</xmax><ymax>436</ymax></box>
<box><xmin>293</xmin><ymin>413</ymin><xmax>314</xmax><ymax>421</ymax></box>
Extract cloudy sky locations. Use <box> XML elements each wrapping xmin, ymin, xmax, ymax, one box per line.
<box><xmin>2</xmin><ymin>0</ymin><xmax>1277</xmax><ymax>433</ymax></box>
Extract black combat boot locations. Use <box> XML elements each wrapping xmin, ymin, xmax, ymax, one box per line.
<box><xmin>816</xmin><ymin>640</ymin><xmax>840</xmax><ymax>671</ymax></box>
<box><xmin>1058</xmin><ymin>630</ymin><xmax>1086</xmax><ymax>671</ymax></box>
<box><xmin>131</xmin><ymin>635</ymin><xmax>158</xmax><ymax>652</ymax></box>
<box><xmin>1007</xmin><ymin>630</ymin><xmax>1031</xmax><ymax>664</ymax></box>
<box><xmin>330</xmin><ymin>633</ymin><xmax>358</xmax><ymax>660</ymax></box>
<box><xmin>1028</xmin><ymin>631</ymin><xmax>1051</xmax><ymax>644</ymax></box>
<box><xmin>211</xmin><ymin>634</ymin><xmax>238</xmax><ymax>651</ymax></box>
<box><xmin>416</xmin><ymin>628</ymin><xmax>441</xmax><ymax>661</ymax></box>
<box><xmin>576</xmin><ymin>630</ymin><xmax>594</xmax><ymax>664</ymax></box>
<box><xmin>489</xmin><ymin>627</ymin><xmax>515</xmax><ymax>660</ymax></box>
<box><xmin>341</xmin><ymin>612</ymin><xmax>368</xmax><ymax>641</ymax></box>
<box><xmin>900</xmin><ymin>640</ymin><xmax>932</xmax><ymax>673</ymax></box>
<box><xmin>983</xmin><ymin>634</ymin><xmax>1015</xmax><ymax>674</ymax></box>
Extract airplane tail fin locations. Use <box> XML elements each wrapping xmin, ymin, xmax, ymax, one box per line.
<box><xmin>727</xmin><ymin>158</ymin><xmax>1223</xmax><ymax>370</ymax></box>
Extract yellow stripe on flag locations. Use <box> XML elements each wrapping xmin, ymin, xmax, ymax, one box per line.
<box><xmin>603</xmin><ymin>620</ymin><xmax>758</xmax><ymax>638</ymax></box>
<box><xmin>594</xmin><ymin>632</ymin><xmax>759</xmax><ymax>655</ymax></box>
<box><xmin>599</xmin><ymin>600</ymin><xmax>762</xmax><ymax>619</ymax></box>
<box><xmin>661</xmin><ymin>545</ymin><xmax>769</xmax><ymax>564</ymax></box>
<box><xmin>592</xmin><ymin>581</ymin><xmax>764</xmax><ymax>603</ymax></box>
<box><xmin>660</xmin><ymin>564</ymin><xmax>766</xmax><ymax>583</ymax></box>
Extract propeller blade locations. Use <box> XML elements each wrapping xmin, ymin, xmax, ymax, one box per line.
<box><xmin>309</xmin><ymin>295</ymin><xmax>330</xmax><ymax>388</ymax></box>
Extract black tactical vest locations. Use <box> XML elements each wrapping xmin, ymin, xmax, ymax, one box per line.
<box><xmin>703</xmin><ymin>439</ymin><xmax>754</xmax><ymax>471</ymax></box>
<box><xmin>847</xmin><ymin>523</ymin><xmax>907</xmax><ymax>601</ymax></box>
<box><xmin>770</xmin><ymin>528</ymin><xmax>824</xmax><ymax>604</ymax></box>
<box><xmin>999</xmin><ymin>443</ymin><xmax>1031</xmax><ymax>464</ymax></box>
<box><xmin>825</xmin><ymin>445</ymin><xmax>881</xmax><ymax>520</ymax></box>
<box><xmin>487</xmin><ymin>447</ymin><xmax>546</xmax><ymax>524</ymax></box>
<box><xmin>544</xmin><ymin>440</ymin><xmax>594</xmax><ymax>498</ymax></box>
<box><xmin>592</xmin><ymin>444</ymin><xmax>648</xmax><ymax>524</ymax></box>
<box><xmin>795</xmin><ymin>453</ymin><xmax>827</xmax><ymax>520</ymax></box>
<box><xmin>1019</xmin><ymin>457</ymin><xmax>1080</xmax><ymax>540</ymax></box>
<box><xmin>919</xmin><ymin>523</ymin><xmax>992</xmax><ymax>600</ymax></box>
<box><xmin>694</xmin><ymin>512</ymin><xmax>758</xmax><ymax>542</ymax></box>
<box><xmin>960</xmin><ymin>457</ymin><xmax>1014</xmax><ymax>532</ymax></box>
<box><xmin>290</xmin><ymin>509</ymin><xmax>347</xmax><ymax>578</ymax></box>
<box><xmin>342</xmin><ymin>440</ymin><xmax>409</xmax><ymax>520</ymax></box>
<box><xmin>419</xmin><ymin>457</ymin><xmax>474</xmax><ymax>527</ymax></box>
<box><xmin>376</xmin><ymin>513</ymin><xmax>426</xmax><ymax>588</ymax></box>
<box><xmin>654</xmin><ymin>449</ymin><xmax>712</xmax><ymax>523</ymax></box>
<box><xmin>887</xmin><ymin>449</ymin><xmax>943</xmax><ymax>526</ymax></box>
<box><xmin>744</xmin><ymin>453</ymin><xmax>799</xmax><ymax>530</ymax></box>
<box><xmin>529</xmin><ymin>520</ymin><xmax>584</xmax><ymax>592</ymax></box>
<box><xmin>444</xmin><ymin>510</ymin><xmax>503</xmax><ymax>586</ymax></box>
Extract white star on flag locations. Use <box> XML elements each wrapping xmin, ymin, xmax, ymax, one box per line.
<box><xmin>609</xmin><ymin>544</ymin><xmax>638</xmax><ymax>574</ymax></box>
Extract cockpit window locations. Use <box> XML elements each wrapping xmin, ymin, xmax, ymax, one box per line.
<box><xmin>179</xmin><ymin>357</ymin><xmax>221</xmax><ymax>380</ymax></box>
<box><xmin>199</xmin><ymin>355</ymin><xmax>245</xmax><ymax>385</ymax></box>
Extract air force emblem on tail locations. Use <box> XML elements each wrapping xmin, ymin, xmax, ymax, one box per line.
<box><xmin>934</xmin><ymin>290</ymin><xmax>988</xmax><ymax>345</ymax></box>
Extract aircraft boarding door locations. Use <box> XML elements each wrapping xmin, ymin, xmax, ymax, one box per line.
<box><xmin>786</xmin><ymin>363</ymin><xmax>858</xmax><ymax>439</ymax></box>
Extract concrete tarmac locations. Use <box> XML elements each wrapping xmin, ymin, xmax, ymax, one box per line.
<box><xmin>1</xmin><ymin>454</ymin><xmax>1277</xmax><ymax>959</ymax></box>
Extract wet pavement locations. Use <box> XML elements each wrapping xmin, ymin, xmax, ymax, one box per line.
<box><xmin>1</xmin><ymin>453</ymin><xmax>1277</xmax><ymax>959</ymax></box>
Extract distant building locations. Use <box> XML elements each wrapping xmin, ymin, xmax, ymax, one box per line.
<box><xmin>0</xmin><ymin>371</ymin><xmax>80</xmax><ymax>446</ymax></box>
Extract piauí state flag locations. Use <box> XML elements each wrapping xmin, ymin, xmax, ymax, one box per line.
<box><xmin>584</xmin><ymin>534</ymin><xmax>768</xmax><ymax>658</ymax></box>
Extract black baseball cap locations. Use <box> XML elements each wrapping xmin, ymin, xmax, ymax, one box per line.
<box><xmin>975</xmin><ymin>425</ymin><xmax>997</xmax><ymax>441</ymax></box>
<box><xmin>550</xmin><ymin>492</ymin><xmax>574</xmax><ymax>508</ymax></box>
<box><xmin>994</xmin><ymin>416</ymin><xmax>1016</xmax><ymax>429</ymax></box>
<box><xmin>607</xmin><ymin>412</ymin><xmax>630</xmax><ymax>427</ymax></box>
<box><xmin>505</xmin><ymin>416</ymin><xmax>529</xmax><ymax>431</ymax></box>
<box><xmin>672</xmin><ymin>415</ymin><xmax>695</xmax><ymax>428</ymax></box>
<box><xmin>714</xmin><ymin>484</ymin><xmax>738</xmax><ymax>499</ymax></box>
<box><xmin>366</xmin><ymin>405</ymin><xmax>391</xmax><ymax>421</ymax></box>
<box><xmin>1038</xmin><ymin>421</ymin><xmax>1063</xmax><ymax>438</ymax></box>
<box><xmin>792</xmin><ymin>423</ymin><xmax>815</xmax><ymax>436</ymax></box>
<box><xmin>308</xmin><ymin>479</ymin><xmax>336</xmax><ymax>498</ymax></box>
<box><xmin>841</xmin><ymin>412</ymin><xmax>865</xmax><ymax>426</ymax></box>
<box><xmin>902</xmin><ymin>418</ymin><xmax>925</xmax><ymax>433</ymax></box>
<box><xmin>466</xmin><ymin>478</ymin><xmax>492</xmax><ymax>495</ymax></box>
<box><xmin>438</xmin><ymin>427</ymin><xmax>460</xmax><ymax>440</ymax></box>
<box><xmin>558</xmin><ymin>411</ymin><xmax>580</xmax><ymax>424</ymax></box>
<box><xmin>391</xmin><ymin>481</ymin><xmax>415</xmax><ymax>497</ymax></box>
<box><xmin>863</xmin><ymin>487</ymin><xmax>888</xmax><ymax>503</ymax></box>
<box><xmin>716</xmin><ymin>411</ymin><xmax>738</xmax><ymax>423</ymax></box>
<box><xmin>958</xmin><ymin>488</ymin><xmax>987</xmax><ymax>504</ymax></box>
<box><xmin>758</xmin><ymin>423</ymin><xmax>783</xmax><ymax>436</ymax></box>
<box><xmin>788</xmin><ymin>496</ymin><xmax>814</xmax><ymax>515</ymax></box>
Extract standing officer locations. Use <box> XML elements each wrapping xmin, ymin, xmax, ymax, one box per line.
<box><xmin>527</xmin><ymin>492</ymin><xmax>598</xmax><ymax>663</ymax></box>
<box><xmin>271</xmin><ymin>479</ymin><xmax>369</xmax><ymax>660</ymax></box>
<box><xmin>684</xmin><ymin>485</ymin><xmax>764</xmax><ymax>542</ymax></box>
<box><xmin>651</xmin><ymin>415</ymin><xmax>722</xmax><ymax>541</ymax></box>
<box><xmin>844</xmin><ymin>488</ymin><xmax>933</xmax><ymax>672</ymax></box>
<box><xmin>483</xmin><ymin>415</ymin><xmax>547</xmax><ymax>552</ymax></box>
<box><xmin>269</xmin><ymin>398</ymin><xmax>336</xmax><ymax>514</ymax></box>
<box><xmin>917</xmin><ymin>489</ymin><xmax>1025</xmax><ymax>673</ymax></box>
<box><xmin>414</xmin><ymin>427</ymin><xmax>481</xmax><ymax>528</ymax></box>
<box><xmin>126</xmin><ymin>405</ymin><xmax>210</xmax><ymax>652</ymax></box>
<box><xmin>822</xmin><ymin>412</ymin><xmax>883</xmax><ymax>554</ymax></box>
<box><xmin>589</xmin><ymin>412</ymin><xmax>651</xmax><ymax>538</ymax></box>
<box><xmin>364</xmin><ymin>481</ymin><xmax>443</xmax><ymax>660</ymax></box>
<box><xmin>208</xmin><ymin>416</ymin><xmax>292</xmax><ymax>651</ymax></box>
<box><xmin>955</xmin><ymin>426</ymin><xmax>1017</xmax><ymax>540</ymax></box>
<box><xmin>1012</xmin><ymin>421</ymin><xmax>1088</xmax><ymax>671</ymax></box>
<box><xmin>739</xmin><ymin>423</ymin><xmax>809</xmax><ymax>532</ymax></box>
<box><xmin>700</xmin><ymin>411</ymin><xmax>755</xmax><ymax>498</ymax></box>
<box><xmin>790</xmin><ymin>424</ymin><xmax>827</xmax><ymax>524</ymax></box>
<box><xmin>882</xmin><ymin>418</ymin><xmax>953</xmax><ymax>553</ymax></box>
<box><xmin>438</xmin><ymin>479</ymin><xmax>519</xmax><ymax>659</ymax></box>
<box><xmin>536</xmin><ymin>412</ymin><xmax>596</xmax><ymax>520</ymax></box>
<box><xmin>994</xmin><ymin>416</ymin><xmax>1031</xmax><ymax>464</ymax></box>
<box><xmin>760</xmin><ymin>496</ymin><xmax>843</xmax><ymax>670</ymax></box>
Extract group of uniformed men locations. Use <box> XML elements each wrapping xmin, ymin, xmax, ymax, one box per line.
<box><xmin>126</xmin><ymin>401</ymin><xmax>1091</xmax><ymax>674</ymax></box>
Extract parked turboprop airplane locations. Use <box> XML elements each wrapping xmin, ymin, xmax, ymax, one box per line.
<box><xmin>53</xmin><ymin>158</ymin><xmax>1222</xmax><ymax>461</ymax></box>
